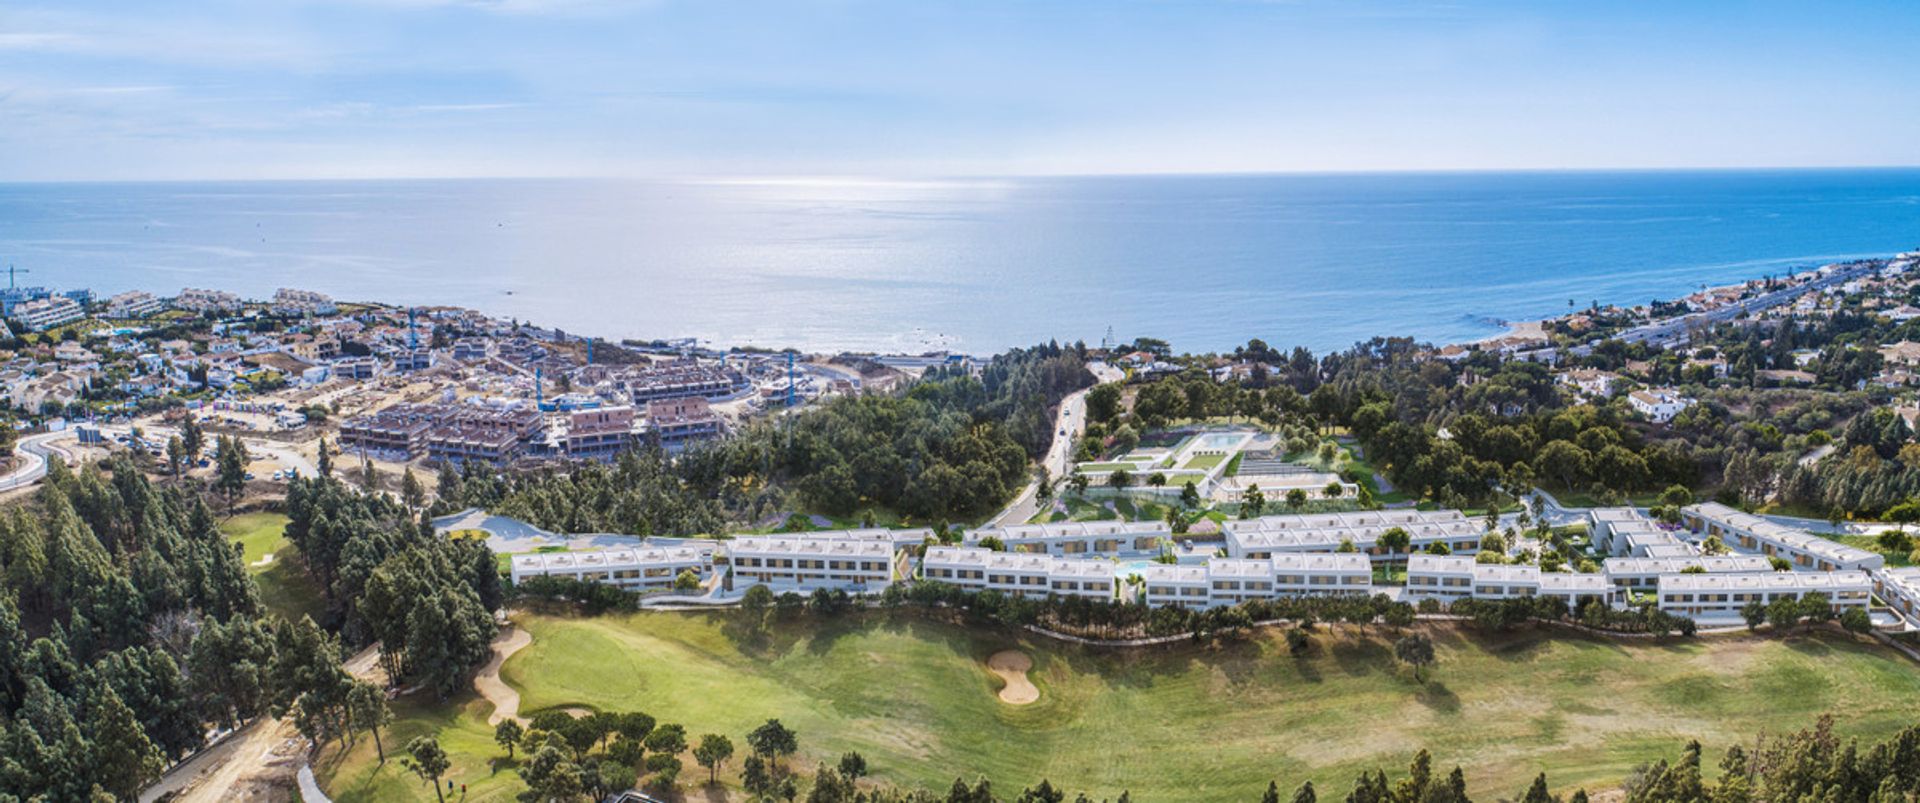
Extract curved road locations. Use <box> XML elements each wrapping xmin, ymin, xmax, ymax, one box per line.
<box><xmin>986</xmin><ymin>362</ymin><xmax>1122</xmax><ymax>527</ymax></box>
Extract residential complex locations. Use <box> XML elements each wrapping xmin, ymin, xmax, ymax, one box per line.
<box><xmin>1223</xmin><ymin>509</ymin><xmax>1484</xmax><ymax>562</ymax></box>
<box><xmin>9</xmin><ymin>297</ymin><xmax>84</xmax><ymax>332</ymax></box>
<box><xmin>728</xmin><ymin>535</ymin><xmax>899</xmax><ymax>593</ymax></box>
<box><xmin>1680</xmin><ymin>503</ymin><xmax>1885</xmax><ymax>571</ymax></box>
<box><xmin>105</xmin><ymin>291</ymin><xmax>164</xmax><ymax>319</ymax></box>
<box><xmin>509</xmin><ymin>544</ymin><xmax>712</xmax><ymax>592</ymax></box>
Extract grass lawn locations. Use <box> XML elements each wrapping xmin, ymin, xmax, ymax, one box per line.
<box><xmin>221</xmin><ymin>512</ymin><xmax>327</xmax><ymax>624</ymax></box>
<box><xmin>1830</xmin><ymin>534</ymin><xmax>1914</xmax><ymax>567</ymax></box>
<box><xmin>322</xmin><ymin>611</ymin><xmax>1920</xmax><ymax>803</ymax></box>
<box><xmin>1181</xmin><ymin>453</ymin><xmax>1226</xmax><ymax>471</ymax></box>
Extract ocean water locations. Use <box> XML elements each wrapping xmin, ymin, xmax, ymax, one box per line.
<box><xmin>1</xmin><ymin>170</ymin><xmax>1917</xmax><ymax>355</ymax></box>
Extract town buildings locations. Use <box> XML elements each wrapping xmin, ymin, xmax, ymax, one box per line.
<box><xmin>104</xmin><ymin>291</ymin><xmax>164</xmax><ymax>319</ymax></box>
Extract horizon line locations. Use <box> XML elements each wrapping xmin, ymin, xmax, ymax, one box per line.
<box><xmin>7</xmin><ymin>163</ymin><xmax>1920</xmax><ymax>186</ymax></box>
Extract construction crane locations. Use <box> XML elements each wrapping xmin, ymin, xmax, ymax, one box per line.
<box><xmin>5</xmin><ymin>264</ymin><xmax>28</xmax><ymax>290</ymax></box>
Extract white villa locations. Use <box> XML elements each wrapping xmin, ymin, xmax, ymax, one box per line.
<box><xmin>1656</xmin><ymin>571</ymin><xmax>1872</xmax><ymax>622</ymax></box>
<box><xmin>966</xmin><ymin>520</ymin><xmax>1168</xmax><ymax>556</ymax></box>
<box><xmin>1680</xmin><ymin>503</ymin><xmax>1885</xmax><ymax>571</ymax></box>
<box><xmin>1629</xmin><ymin>388</ymin><xmax>1694</xmax><ymax>423</ymax></box>
<box><xmin>921</xmin><ymin>546</ymin><xmax>1117</xmax><ymax>600</ymax></box>
<box><xmin>728</xmin><ymin>536</ymin><xmax>898</xmax><ymax>593</ymax></box>
<box><xmin>1224</xmin><ymin>509</ymin><xmax>1485</xmax><ymax>562</ymax></box>
<box><xmin>509</xmin><ymin>545</ymin><xmax>711</xmax><ymax>592</ymax></box>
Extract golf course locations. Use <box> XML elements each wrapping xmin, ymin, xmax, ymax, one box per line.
<box><xmin>316</xmin><ymin>608</ymin><xmax>1920</xmax><ymax>801</ymax></box>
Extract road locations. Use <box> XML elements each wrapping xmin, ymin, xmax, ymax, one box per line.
<box><xmin>985</xmin><ymin>362</ymin><xmax>1119</xmax><ymax>527</ymax></box>
<box><xmin>1564</xmin><ymin>261</ymin><xmax>1879</xmax><ymax>357</ymax></box>
<box><xmin>141</xmin><ymin>647</ymin><xmax>381</xmax><ymax>803</ymax></box>
<box><xmin>101</xmin><ymin>424</ymin><xmax>318</xmax><ymax>479</ymax></box>
<box><xmin>0</xmin><ymin>429</ymin><xmax>77</xmax><ymax>492</ymax></box>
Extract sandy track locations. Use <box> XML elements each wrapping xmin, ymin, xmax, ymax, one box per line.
<box><xmin>987</xmin><ymin>650</ymin><xmax>1038</xmax><ymax>705</ymax></box>
<box><xmin>478</xmin><ymin>625</ymin><xmax>533</xmax><ymax>725</ymax></box>
<box><xmin>141</xmin><ymin>646</ymin><xmax>383</xmax><ymax>803</ymax></box>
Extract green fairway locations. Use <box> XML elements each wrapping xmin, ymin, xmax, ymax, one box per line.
<box><xmin>222</xmin><ymin>512</ymin><xmax>327</xmax><ymax>624</ymax></box>
<box><xmin>330</xmin><ymin>610</ymin><xmax>1920</xmax><ymax>802</ymax></box>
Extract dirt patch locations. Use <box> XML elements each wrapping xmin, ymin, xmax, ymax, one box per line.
<box><xmin>987</xmin><ymin>650</ymin><xmax>1039</xmax><ymax>705</ymax></box>
<box><xmin>477</xmin><ymin>625</ymin><xmax>533</xmax><ymax>726</ymax></box>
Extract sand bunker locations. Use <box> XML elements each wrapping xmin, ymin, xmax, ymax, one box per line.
<box><xmin>477</xmin><ymin>625</ymin><xmax>532</xmax><ymax>725</ymax></box>
<box><xmin>987</xmin><ymin>650</ymin><xmax>1038</xmax><ymax>705</ymax></box>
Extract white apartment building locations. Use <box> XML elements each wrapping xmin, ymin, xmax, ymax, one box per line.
<box><xmin>1139</xmin><ymin>563</ymin><xmax>1212</xmax><ymax>609</ymax></box>
<box><xmin>967</xmin><ymin>520</ymin><xmax>1168</xmax><ymax>556</ymax></box>
<box><xmin>1656</xmin><ymin>571</ymin><xmax>1871</xmax><ymax>622</ymax></box>
<box><xmin>1405</xmin><ymin>555</ymin><xmax>1615</xmax><ymax>609</ymax></box>
<box><xmin>728</xmin><ymin>536</ymin><xmax>897</xmax><ymax>593</ymax></box>
<box><xmin>272</xmin><ymin>288</ymin><xmax>338</xmax><ymax>316</ymax></box>
<box><xmin>9</xmin><ymin>296</ymin><xmax>84</xmax><ymax>332</ymax></box>
<box><xmin>1224</xmin><ymin>508</ymin><xmax>1485</xmax><ymax>562</ymax></box>
<box><xmin>921</xmin><ymin>546</ymin><xmax>1116</xmax><ymax>600</ymax></box>
<box><xmin>1872</xmin><ymin>567</ymin><xmax>1920</xmax><ymax>627</ymax></box>
<box><xmin>1629</xmin><ymin>389</ymin><xmax>1694</xmax><ymax>424</ymax></box>
<box><xmin>173</xmin><ymin>287</ymin><xmax>244</xmax><ymax>313</ymax></box>
<box><xmin>105</xmin><ymin>290</ymin><xmax>163</xmax><ymax>319</ymax></box>
<box><xmin>1680</xmin><ymin>503</ymin><xmax>1885</xmax><ymax>571</ymax></box>
<box><xmin>1588</xmin><ymin>508</ymin><xmax>1700</xmax><ymax>557</ymax></box>
<box><xmin>1139</xmin><ymin>553</ymin><xmax>1373</xmax><ymax>609</ymax></box>
<box><xmin>509</xmin><ymin>545</ymin><xmax>711</xmax><ymax>592</ymax></box>
<box><xmin>1600</xmin><ymin>555</ymin><xmax>1774</xmax><ymax>591</ymax></box>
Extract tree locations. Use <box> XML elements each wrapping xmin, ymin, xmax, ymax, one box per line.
<box><xmin>215</xmin><ymin>435</ymin><xmax>250</xmax><ymax>513</ymax></box>
<box><xmin>1147</xmin><ymin>472</ymin><xmax>1167</xmax><ymax>488</ymax></box>
<box><xmin>1285</xmin><ymin>488</ymin><xmax>1308</xmax><ymax>510</ymax></box>
<box><xmin>317</xmin><ymin>436</ymin><xmax>334</xmax><ymax>478</ymax></box>
<box><xmin>180</xmin><ymin>414</ymin><xmax>204</xmax><ymax>460</ymax></box>
<box><xmin>747</xmin><ymin>719</ymin><xmax>798</xmax><ymax>767</ymax></box>
<box><xmin>1292</xmin><ymin>781</ymin><xmax>1316</xmax><ymax>803</ymax></box>
<box><xmin>1378</xmin><ymin>527</ymin><xmax>1411</xmax><ymax>578</ymax></box>
<box><xmin>838</xmin><ymin>750</ymin><xmax>867</xmax><ymax>780</ymax></box>
<box><xmin>1068</xmin><ymin>474</ymin><xmax>1090</xmax><ymax>497</ymax></box>
<box><xmin>1108</xmin><ymin>468</ymin><xmax>1132</xmax><ymax>490</ymax></box>
<box><xmin>1180</xmin><ymin>481</ymin><xmax>1200</xmax><ymax>508</ymax></box>
<box><xmin>1393</xmin><ymin>633</ymin><xmax>1436</xmax><ymax>683</ymax></box>
<box><xmin>89</xmin><ymin>682</ymin><xmax>166</xmax><ymax>800</ymax></box>
<box><xmin>1242</xmin><ymin>485</ymin><xmax>1265</xmax><ymax>518</ymax></box>
<box><xmin>1324</xmin><ymin>481</ymin><xmax>1343</xmax><ymax>499</ymax></box>
<box><xmin>1840</xmin><ymin>606</ymin><xmax>1872</xmax><ymax>634</ymax></box>
<box><xmin>674</xmin><ymin>569</ymin><xmax>701</xmax><ymax>592</ymax></box>
<box><xmin>403</xmin><ymin>736</ymin><xmax>451</xmax><ymax>803</ymax></box>
<box><xmin>401</xmin><ymin>468</ymin><xmax>425</xmax><ymax>511</ymax></box>
<box><xmin>495</xmin><ymin>719</ymin><xmax>525</xmax><ymax>760</ymax></box>
<box><xmin>349</xmin><ymin>680</ymin><xmax>392</xmax><ymax>763</ymax></box>
<box><xmin>1520</xmin><ymin>773</ymin><xmax>1554</xmax><ymax>803</ymax></box>
<box><xmin>165</xmin><ymin>435</ymin><xmax>187</xmax><ymax>480</ymax></box>
<box><xmin>694</xmin><ymin>733</ymin><xmax>734</xmax><ymax>784</ymax></box>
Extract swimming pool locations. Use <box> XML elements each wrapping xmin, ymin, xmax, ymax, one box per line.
<box><xmin>1195</xmin><ymin>432</ymin><xmax>1244</xmax><ymax>449</ymax></box>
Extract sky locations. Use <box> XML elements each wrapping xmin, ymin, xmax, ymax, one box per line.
<box><xmin>4</xmin><ymin>0</ymin><xmax>1920</xmax><ymax>181</ymax></box>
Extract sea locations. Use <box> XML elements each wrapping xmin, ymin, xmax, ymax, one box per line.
<box><xmin>2</xmin><ymin>169</ymin><xmax>1917</xmax><ymax>356</ymax></box>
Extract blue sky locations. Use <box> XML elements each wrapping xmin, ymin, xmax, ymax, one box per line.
<box><xmin>4</xmin><ymin>0</ymin><xmax>1920</xmax><ymax>180</ymax></box>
